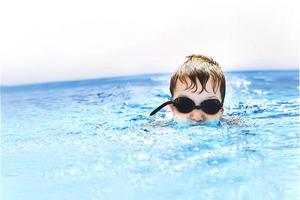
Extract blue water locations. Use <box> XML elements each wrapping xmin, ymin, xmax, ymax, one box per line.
<box><xmin>1</xmin><ymin>70</ymin><xmax>299</xmax><ymax>200</ymax></box>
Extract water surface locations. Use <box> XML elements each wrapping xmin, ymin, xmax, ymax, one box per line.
<box><xmin>1</xmin><ymin>70</ymin><xmax>299</xmax><ymax>200</ymax></box>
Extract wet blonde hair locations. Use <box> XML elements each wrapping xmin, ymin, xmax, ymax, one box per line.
<box><xmin>169</xmin><ymin>54</ymin><xmax>226</xmax><ymax>103</ymax></box>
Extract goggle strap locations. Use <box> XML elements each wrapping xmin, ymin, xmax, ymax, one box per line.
<box><xmin>150</xmin><ymin>101</ymin><xmax>173</xmax><ymax>116</ymax></box>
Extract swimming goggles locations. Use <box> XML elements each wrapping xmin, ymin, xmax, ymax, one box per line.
<box><xmin>150</xmin><ymin>97</ymin><xmax>222</xmax><ymax>116</ymax></box>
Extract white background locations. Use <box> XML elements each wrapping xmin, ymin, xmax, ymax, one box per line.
<box><xmin>0</xmin><ymin>0</ymin><xmax>299</xmax><ymax>86</ymax></box>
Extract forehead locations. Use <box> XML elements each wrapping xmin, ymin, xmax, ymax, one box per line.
<box><xmin>173</xmin><ymin>76</ymin><xmax>222</xmax><ymax>103</ymax></box>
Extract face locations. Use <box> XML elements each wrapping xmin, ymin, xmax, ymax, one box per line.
<box><xmin>169</xmin><ymin>76</ymin><xmax>224</xmax><ymax>124</ymax></box>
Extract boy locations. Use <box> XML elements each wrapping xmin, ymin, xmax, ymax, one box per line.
<box><xmin>150</xmin><ymin>54</ymin><xmax>226</xmax><ymax>125</ymax></box>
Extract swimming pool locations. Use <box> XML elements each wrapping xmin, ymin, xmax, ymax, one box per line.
<box><xmin>1</xmin><ymin>70</ymin><xmax>299</xmax><ymax>200</ymax></box>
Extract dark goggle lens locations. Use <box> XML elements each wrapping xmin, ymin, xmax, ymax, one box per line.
<box><xmin>174</xmin><ymin>97</ymin><xmax>222</xmax><ymax>114</ymax></box>
<box><xmin>173</xmin><ymin>97</ymin><xmax>195</xmax><ymax>113</ymax></box>
<box><xmin>200</xmin><ymin>99</ymin><xmax>222</xmax><ymax>115</ymax></box>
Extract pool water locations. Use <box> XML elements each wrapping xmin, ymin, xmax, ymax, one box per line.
<box><xmin>1</xmin><ymin>70</ymin><xmax>299</xmax><ymax>200</ymax></box>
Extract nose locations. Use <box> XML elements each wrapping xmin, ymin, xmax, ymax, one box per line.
<box><xmin>189</xmin><ymin>109</ymin><xmax>205</xmax><ymax>122</ymax></box>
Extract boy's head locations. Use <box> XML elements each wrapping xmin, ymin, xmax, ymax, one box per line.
<box><xmin>168</xmin><ymin>54</ymin><xmax>226</xmax><ymax>123</ymax></box>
